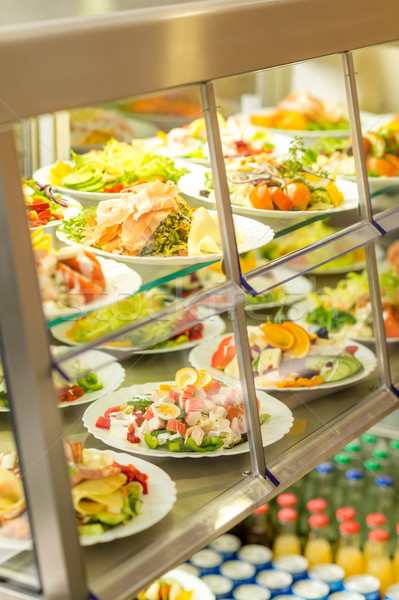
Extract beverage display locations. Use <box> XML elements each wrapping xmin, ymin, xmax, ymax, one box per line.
<box><xmin>365</xmin><ymin>529</ymin><xmax>394</xmax><ymax>595</ymax></box>
<box><xmin>335</xmin><ymin>520</ymin><xmax>364</xmax><ymax>576</ymax></box>
<box><xmin>273</xmin><ymin>509</ymin><xmax>301</xmax><ymax>558</ymax></box>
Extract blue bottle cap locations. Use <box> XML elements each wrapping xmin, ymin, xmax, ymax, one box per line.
<box><xmin>315</xmin><ymin>462</ymin><xmax>334</xmax><ymax>474</ymax></box>
<box><xmin>375</xmin><ymin>475</ymin><xmax>394</xmax><ymax>487</ymax></box>
<box><xmin>345</xmin><ymin>469</ymin><xmax>364</xmax><ymax>480</ymax></box>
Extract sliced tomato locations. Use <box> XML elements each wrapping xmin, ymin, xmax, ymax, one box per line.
<box><xmin>249</xmin><ymin>183</ymin><xmax>274</xmax><ymax>210</ymax></box>
<box><xmin>269</xmin><ymin>186</ymin><xmax>293</xmax><ymax>211</ymax></box>
<box><xmin>383</xmin><ymin>306</ymin><xmax>399</xmax><ymax>338</ymax></box>
<box><xmin>211</xmin><ymin>340</ymin><xmax>236</xmax><ymax>369</ymax></box>
<box><xmin>284</xmin><ymin>182</ymin><xmax>311</xmax><ymax>210</ymax></box>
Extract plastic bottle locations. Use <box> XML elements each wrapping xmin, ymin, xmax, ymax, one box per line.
<box><xmin>373</xmin><ymin>476</ymin><xmax>395</xmax><ymax>533</ymax></box>
<box><xmin>242</xmin><ymin>504</ymin><xmax>273</xmax><ymax>548</ymax></box>
<box><xmin>303</xmin><ymin>513</ymin><xmax>333</xmax><ymax>568</ymax></box>
<box><xmin>344</xmin><ymin>469</ymin><xmax>365</xmax><ymax>525</ymax></box>
<box><xmin>335</xmin><ymin>520</ymin><xmax>364</xmax><ymax>576</ymax></box>
<box><xmin>299</xmin><ymin>463</ymin><xmax>333</xmax><ymax>536</ymax></box>
<box><xmin>393</xmin><ymin>523</ymin><xmax>399</xmax><ymax>583</ymax></box>
<box><xmin>272</xmin><ymin>508</ymin><xmax>301</xmax><ymax>558</ymax></box>
<box><xmin>365</xmin><ymin>528</ymin><xmax>394</xmax><ymax>596</ymax></box>
<box><xmin>363</xmin><ymin>513</ymin><xmax>387</xmax><ymax>561</ymax></box>
<box><xmin>360</xmin><ymin>433</ymin><xmax>378</xmax><ymax>460</ymax></box>
<box><xmin>335</xmin><ymin>507</ymin><xmax>357</xmax><ymax>549</ymax></box>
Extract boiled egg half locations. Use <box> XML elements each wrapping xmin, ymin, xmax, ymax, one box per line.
<box><xmin>151</xmin><ymin>402</ymin><xmax>181</xmax><ymax>420</ymax></box>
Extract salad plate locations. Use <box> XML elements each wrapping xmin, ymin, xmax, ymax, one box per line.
<box><xmin>138</xmin><ymin>567</ymin><xmax>216</xmax><ymax>600</ymax></box>
<box><xmin>189</xmin><ymin>332</ymin><xmax>377</xmax><ymax>395</ymax></box>
<box><xmin>42</xmin><ymin>256</ymin><xmax>142</xmax><ymax>321</ymax></box>
<box><xmin>82</xmin><ymin>382</ymin><xmax>294</xmax><ymax>459</ymax></box>
<box><xmin>178</xmin><ymin>161</ymin><xmax>359</xmax><ymax>222</ymax></box>
<box><xmin>56</xmin><ymin>212</ymin><xmax>274</xmax><ymax>266</ymax></box>
<box><xmin>51</xmin><ymin>315</ymin><xmax>226</xmax><ymax>354</ymax></box>
<box><xmin>287</xmin><ymin>299</ymin><xmax>399</xmax><ymax>345</ymax></box>
<box><xmin>0</xmin><ymin>449</ymin><xmax>177</xmax><ymax>547</ymax></box>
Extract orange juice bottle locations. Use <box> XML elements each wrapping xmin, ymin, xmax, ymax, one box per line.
<box><xmin>303</xmin><ymin>513</ymin><xmax>333</xmax><ymax>568</ymax></box>
<box><xmin>335</xmin><ymin>520</ymin><xmax>364</xmax><ymax>576</ymax></box>
<box><xmin>365</xmin><ymin>528</ymin><xmax>394</xmax><ymax>596</ymax></box>
<box><xmin>393</xmin><ymin>523</ymin><xmax>399</xmax><ymax>582</ymax></box>
<box><xmin>272</xmin><ymin>508</ymin><xmax>301</xmax><ymax>558</ymax></box>
<box><xmin>363</xmin><ymin>513</ymin><xmax>387</xmax><ymax>564</ymax></box>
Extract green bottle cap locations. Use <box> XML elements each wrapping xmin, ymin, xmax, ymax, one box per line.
<box><xmin>361</xmin><ymin>433</ymin><xmax>378</xmax><ymax>445</ymax></box>
<box><xmin>334</xmin><ymin>453</ymin><xmax>352</xmax><ymax>464</ymax></box>
<box><xmin>364</xmin><ymin>459</ymin><xmax>382</xmax><ymax>471</ymax></box>
<box><xmin>372</xmin><ymin>448</ymin><xmax>389</xmax><ymax>459</ymax></box>
<box><xmin>345</xmin><ymin>441</ymin><xmax>361</xmax><ymax>453</ymax></box>
<box><xmin>389</xmin><ymin>439</ymin><xmax>399</xmax><ymax>450</ymax></box>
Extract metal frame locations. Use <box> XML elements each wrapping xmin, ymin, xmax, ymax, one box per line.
<box><xmin>0</xmin><ymin>2</ymin><xmax>398</xmax><ymax>598</ymax></box>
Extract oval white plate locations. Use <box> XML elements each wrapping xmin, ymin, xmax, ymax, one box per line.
<box><xmin>51</xmin><ymin>315</ymin><xmax>226</xmax><ymax>354</ymax></box>
<box><xmin>189</xmin><ymin>333</ymin><xmax>377</xmax><ymax>394</ymax></box>
<box><xmin>29</xmin><ymin>197</ymin><xmax>82</xmax><ymax>230</ymax></box>
<box><xmin>287</xmin><ymin>299</ymin><xmax>399</xmax><ymax>345</ymax></box>
<box><xmin>244</xmin><ymin>267</ymin><xmax>313</xmax><ymax>311</ymax></box>
<box><xmin>82</xmin><ymin>382</ymin><xmax>293</xmax><ymax>459</ymax></box>
<box><xmin>143</xmin><ymin>568</ymin><xmax>215</xmax><ymax>600</ymax></box>
<box><xmin>56</xmin><ymin>212</ymin><xmax>274</xmax><ymax>266</ymax></box>
<box><xmin>0</xmin><ymin>450</ymin><xmax>177</xmax><ymax>547</ymax></box>
<box><xmin>0</xmin><ymin>348</ymin><xmax>125</xmax><ymax>412</ymax></box>
<box><xmin>43</xmin><ymin>257</ymin><xmax>142</xmax><ymax>321</ymax></box>
<box><xmin>178</xmin><ymin>162</ymin><xmax>359</xmax><ymax>220</ymax></box>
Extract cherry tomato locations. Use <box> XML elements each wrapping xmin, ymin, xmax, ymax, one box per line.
<box><xmin>284</xmin><ymin>182</ymin><xmax>311</xmax><ymax>210</ymax></box>
<box><xmin>249</xmin><ymin>183</ymin><xmax>274</xmax><ymax>210</ymax></box>
<box><xmin>269</xmin><ymin>186</ymin><xmax>292</xmax><ymax>211</ymax></box>
<box><xmin>366</xmin><ymin>157</ymin><xmax>397</xmax><ymax>177</ymax></box>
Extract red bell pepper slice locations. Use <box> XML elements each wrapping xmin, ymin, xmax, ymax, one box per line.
<box><xmin>104</xmin><ymin>405</ymin><xmax>121</xmax><ymax>418</ymax></box>
<box><xmin>95</xmin><ymin>415</ymin><xmax>111</xmax><ymax>430</ymax></box>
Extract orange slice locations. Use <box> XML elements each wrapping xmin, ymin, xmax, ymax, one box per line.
<box><xmin>175</xmin><ymin>368</ymin><xmax>199</xmax><ymax>390</ymax></box>
<box><xmin>196</xmin><ymin>370</ymin><xmax>213</xmax><ymax>389</ymax></box>
<box><xmin>282</xmin><ymin>321</ymin><xmax>311</xmax><ymax>358</ymax></box>
<box><xmin>259</xmin><ymin>322</ymin><xmax>295</xmax><ymax>351</ymax></box>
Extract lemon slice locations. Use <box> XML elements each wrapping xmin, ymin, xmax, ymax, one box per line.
<box><xmin>196</xmin><ymin>369</ymin><xmax>213</xmax><ymax>389</ymax></box>
<box><xmin>175</xmin><ymin>367</ymin><xmax>199</xmax><ymax>389</ymax></box>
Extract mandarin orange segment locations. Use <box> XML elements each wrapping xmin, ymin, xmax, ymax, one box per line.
<box><xmin>282</xmin><ymin>321</ymin><xmax>312</xmax><ymax>359</ymax></box>
<box><xmin>259</xmin><ymin>322</ymin><xmax>295</xmax><ymax>350</ymax></box>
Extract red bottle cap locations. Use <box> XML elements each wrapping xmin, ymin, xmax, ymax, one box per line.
<box><xmin>396</xmin><ymin>523</ymin><xmax>399</xmax><ymax>534</ymax></box>
<box><xmin>339</xmin><ymin>520</ymin><xmax>361</xmax><ymax>535</ymax></box>
<box><xmin>308</xmin><ymin>513</ymin><xmax>329</xmax><ymax>528</ymax></box>
<box><xmin>366</xmin><ymin>513</ymin><xmax>387</xmax><ymax>527</ymax></box>
<box><xmin>307</xmin><ymin>498</ymin><xmax>327</xmax><ymax>513</ymax></box>
<box><xmin>254</xmin><ymin>504</ymin><xmax>269</xmax><ymax>515</ymax></box>
<box><xmin>368</xmin><ymin>528</ymin><xmax>390</xmax><ymax>542</ymax></box>
<box><xmin>277</xmin><ymin>493</ymin><xmax>298</xmax><ymax>507</ymax></box>
<box><xmin>336</xmin><ymin>507</ymin><xmax>356</xmax><ymax>521</ymax></box>
<box><xmin>277</xmin><ymin>508</ymin><xmax>298</xmax><ymax>522</ymax></box>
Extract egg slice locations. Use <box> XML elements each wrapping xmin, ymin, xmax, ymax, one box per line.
<box><xmin>151</xmin><ymin>402</ymin><xmax>181</xmax><ymax>420</ymax></box>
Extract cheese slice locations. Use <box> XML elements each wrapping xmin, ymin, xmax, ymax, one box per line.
<box><xmin>188</xmin><ymin>208</ymin><xmax>223</xmax><ymax>256</ymax></box>
<box><xmin>71</xmin><ymin>474</ymin><xmax>127</xmax><ymax>515</ymax></box>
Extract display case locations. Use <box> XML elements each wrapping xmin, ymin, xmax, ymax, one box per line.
<box><xmin>0</xmin><ymin>1</ymin><xmax>399</xmax><ymax>599</ymax></box>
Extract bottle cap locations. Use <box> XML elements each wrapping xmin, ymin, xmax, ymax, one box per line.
<box><xmin>277</xmin><ymin>508</ymin><xmax>298</xmax><ymax>522</ymax></box>
<box><xmin>396</xmin><ymin>523</ymin><xmax>399</xmax><ymax>534</ymax></box>
<box><xmin>334</xmin><ymin>453</ymin><xmax>352</xmax><ymax>464</ymax></box>
<box><xmin>336</xmin><ymin>507</ymin><xmax>356</xmax><ymax>521</ymax></box>
<box><xmin>345</xmin><ymin>469</ymin><xmax>364</xmax><ymax>480</ymax></box>
<box><xmin>375</xmin><ymin>476</ymin><xmax>394</xmax><ymax>487</ymax></box>
<box><xmin>339</xmin><ymin>520</ymin><xmax>360</xmax><ymax>535</ymax></box>
<box><xmin>308</xmin><ymin>513</ymin><xmax>329</xmax><ymax>528</ymax></box>
<box><xmin>364</xmin><ymin>459</ymin><xmax>382</xmax><ymax>471</ymax></box>
<box><xmin>372</xmin><ymin>448</ymin><xmax>389</xmax><ymax>459</ymax></box>
<box><xmin>366</xmin><ymin>513</ymin><xmax>387</xmax><ymax>527</ymax></box>
<box><xmin>277</xmin><ymin>493</ymin><xmax>298</xmax><ymax>507</ymax></box>
<box><xmin>389</xmin><ymin>439</ymin><xmax>399</xmax><ymax>450</ymax></box>
<box><xmin>368</xmin><ymin>528</ymin><xmax>389</xmax><ymax>542</ymax></box>
<box><xmin>315</xmin><ymin>462</ymin><xmax>334</xmax><ymax>474</ymax></box>
<box><xmin>361</xmin><ymin>433</ymin><xmax>378</xmax><ymax>444</ymax></box>
<box><xmin>307</xmin><ymin>498</ymin><xmax>327</xmax><ymax>513</ymax></box>
<box><xmin>344</xmin><ymin>441</ymin><xmax>361</xmax><ymax>453</ymax></box>
<box><xmin>254</xmin><ymin>504</ymin><xmax>269</xmax><ymax>515</ymax></box>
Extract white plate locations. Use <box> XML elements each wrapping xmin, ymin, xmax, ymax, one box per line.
<box><xmin>244</xmin><ymin>268</ymin><xmax>313</xmax><ymax>311</ymax></box>
<box><xmin>29</xmin><ymin>197</ymin><xmax>82</xmax><ymax>230</ymax></box>
<box><xmin>82</xmin><ymin>382</ymin><xmax>293</xmax><ymax>458</ymax></box>
<box><xmin>344</xmin><ymin>175</ymin><xmax>399</xmax><ymax>195</ymax></box>
<box><xmin>188</xmin><ymin>333</ymin><xmax>377</xmax><ymax>394</ymax></box>
<box><xmin>43</xmin><ymin>257</ymin><xmax>142</xmax><ymax>321</ymax></box>
<box><xmin>177</xmin><ymin>162</ymin><xmax>359</xmax><ymax>221</ymax></box>
<box><xmin>287</xmin><ymin>299</ymin><xmax>399</xmax><ymax>345</ymax></box>
<box><xmin>56</xmin><ymin>212</ymin><xmax>274</xmax><ymax>266</ymax></box>
<box><xmin>0</xmin><ymin>348</ymin><xmax>125</xmax><ymax>412</ymax></box>
<box><xmin>51</xmin><ymin>315</ymin><xmax>226</xmax><ymax>354</ymax></box>
<box><xmin>143</xmin><ymin>567</ymin><xmax>215</xmax><ymax>600</ymax></box>
<box><xmin>33</xmin><ymin>164</ymin><xmax>123</xmax><ymax>202</ymax></box>
<box><xmin>0</xmin><ymin>450</ymin><xmax>177</xmax><ymax>547</ymax></box>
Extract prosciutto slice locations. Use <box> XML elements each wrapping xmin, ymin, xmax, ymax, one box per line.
<box><xmin>83</xmin><ymin>180</ymin><xmax>180</xmax><ymax>256</ymax></box>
